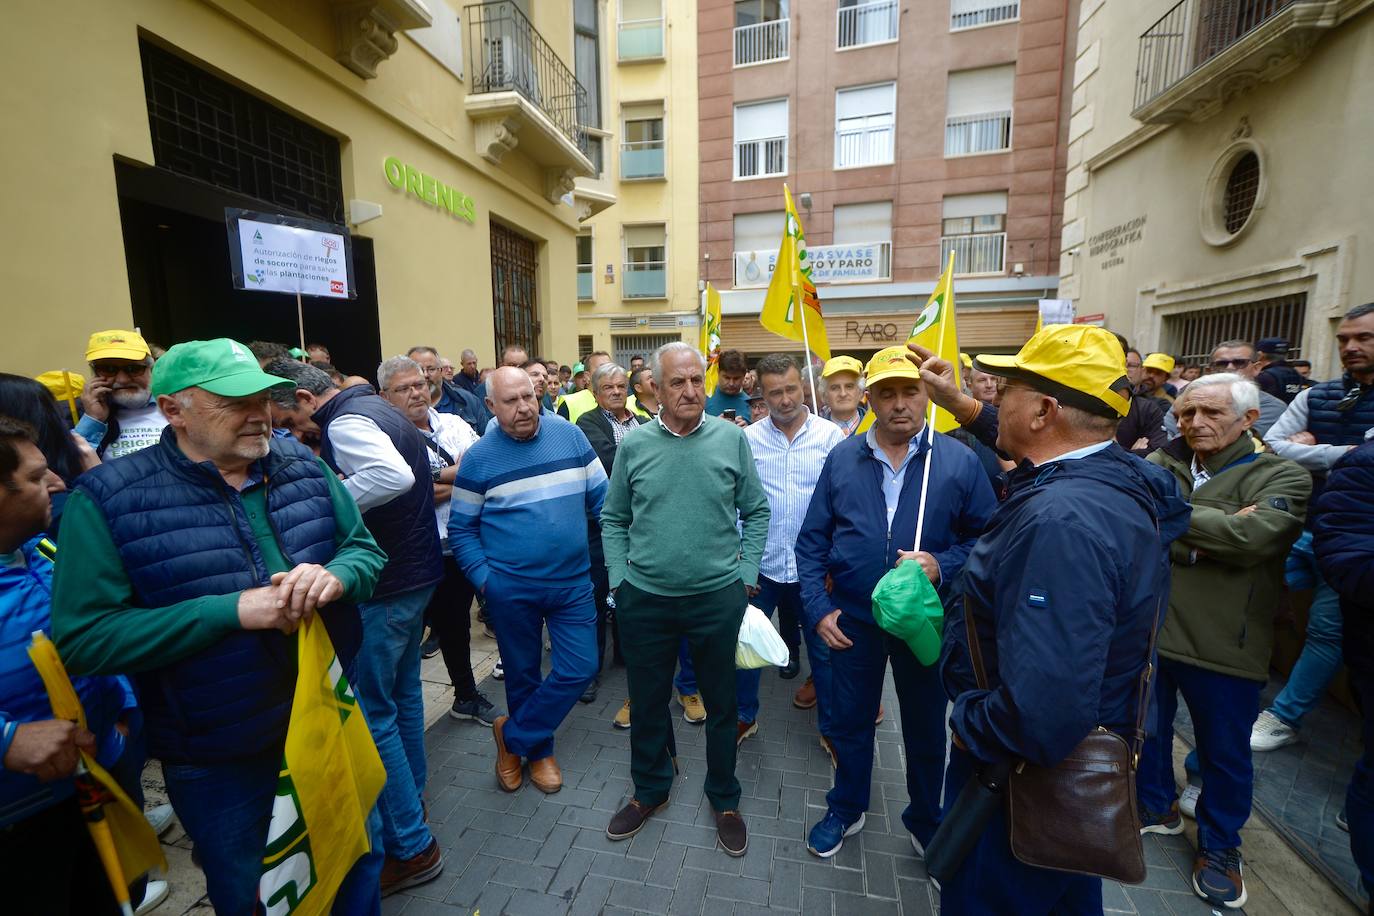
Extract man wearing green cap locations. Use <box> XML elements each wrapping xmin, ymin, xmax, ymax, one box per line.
<box><xmin>50</xmin><ymin>338</ymin><xmax>390</xmax><ymax>914</ymax></box>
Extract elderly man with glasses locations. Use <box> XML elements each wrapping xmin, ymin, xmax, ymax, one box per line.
<box><xmin>75</xmin><ymin>329</ymin><xmax>166</xmax><ymax>459</ymax></box>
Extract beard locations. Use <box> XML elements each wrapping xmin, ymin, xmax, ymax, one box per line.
<box><xmin>111</xmin><ymin>386</ymin><xmax>151</xmax><ymax>409</ymax></box>
<box><xmin>230</xmin><ymin>431</ymin><xmax>271</xmax><ymax>461</ymax></box>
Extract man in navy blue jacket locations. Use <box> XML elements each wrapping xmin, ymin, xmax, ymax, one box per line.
<box><xmin>934</xmin><ymin>326</ymin><xmax>1190</xmax><ymax>915</ymax></box>
<box><xmin>796</xmin><ymin>346</ymin><xmax>997</xmax><ymax>860</ymax></box>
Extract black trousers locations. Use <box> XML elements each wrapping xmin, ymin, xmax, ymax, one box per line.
<box><xmin>0</xmin><ymin>795</ymin><xmax>145</xmax><ymax>914</ymax></box>
<box><xmin>426</xmin><ymin>554</ymin><xmax>478</xmax><ymax>700</ymax></box>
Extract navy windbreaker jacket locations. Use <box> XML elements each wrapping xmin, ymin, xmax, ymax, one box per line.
<box><xmin>1313</xmin><ymin>439</ymin><xmax>1374</xmax><ymax>676</ymax></box>
<box><xmin>796</xmin><ymin>430</ymin><xmax>998</xmax><ymax>630</ymax></box>
<box><xmin>940</xmin><ymin>442</ymin><xmax>1191</xmax><ymax>768</ymax></box>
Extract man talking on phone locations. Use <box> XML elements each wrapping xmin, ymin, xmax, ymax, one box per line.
<box><xmin>75</xmin><ymin>329</ymin><xmax>167</xmax><ymax>459</ymax></box>
<box><xmin>706</xmin><ymin>349</ymin><xmax>753</xmax><ymax>424</ymax></box>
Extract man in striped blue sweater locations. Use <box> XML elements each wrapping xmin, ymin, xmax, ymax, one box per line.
<box><xmin>449</xmin><ymin>367</ymin><xmax>607</xmax><ymax>795</ymax></box>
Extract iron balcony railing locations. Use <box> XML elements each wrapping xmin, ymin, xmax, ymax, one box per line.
<box><xmin>1135</xmin><ymin>0</ymin><xmax>1300</xmax><ymax>109</ymax></box>
<box><xmin>466</xmin><ymin>1</ymin><xmax>589</xmax><ymax>154</ymax></box>
<box><xmin>735</xmin><ymin>136</ymin><xmax>787</xmax><ymax>179</ymax></box>
<box><xmin>944</xmin><ymin>110</ymin><xmax>1012</xmax><ymax>156</ymax></box>
<box><xmin>940</xmin><ymin>232</ymin><xmax>1007</xmax><ymax>275</ymax></box>
<box><xmin>950</xmin><ymin>0</ymin><xmax>1020</xmax><ymax>30</ymax></box>
<box><xmin>735</xmin><ymin>18</ymin><xmax>790</xmax><ymax>66</ymax></box>
<box><xmin>835</xmin><ymin>125</ymin><xmax>894</xmax><ymax>168</ymax></box>
<box><xmin>837</xmin><ymin>0</ymin><xmax>899</xmax><ymax>48</ymax></box>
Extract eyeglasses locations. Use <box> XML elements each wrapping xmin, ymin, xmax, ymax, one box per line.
<box><xmin>1209</xmin><ymin>358</ymin><xmax>1255</xmax><ymax>370</ymax></box>
<box><xmin>388</xmin><ymin>381</ymin><xmax>429</xmax><ymax>395</ymax></box>
<box><xmin>91</xmin><ymin>361</ymin><xmax>150</xmax><ymax>378</ymax></box>
<box><xmin>1336</xmin><ymin>384</ymin><xmax>1369</xmax><ymax>412</ymax></box>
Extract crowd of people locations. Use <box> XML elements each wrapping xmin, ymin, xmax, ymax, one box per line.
<box><xmin>0</xmin><ymin>301</ymin><xmax>1371</xmax><ymax>915</ymax></box>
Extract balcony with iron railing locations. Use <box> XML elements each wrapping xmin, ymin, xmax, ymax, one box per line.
<box><xmin>622</xmin><ymin>140</ymin><xmax>666</xmax><ymax>179</ymax></box>
<box><xmin>618</xmin><ymin>16</ymin><xmax>665</xmax><ymax>61</ymax></box>
<box><xmin>940</xmin><ymin>232</ymin><xmax>1007</xmax><ymax>276</ymax></box>
<box><xmin>623</xmin><ymin>261</ymin><xmax>668</xmax><ymax>298</ymax></box>
<box><xmin>735</xmin><ymin>18</ymin><xmax>790</xmax><ymax>66</ymax></box>
<box><xmin>950</xmin><ymin>0</ymin><xmax>1020</xmax><ymax>30</ymax></box>
<box><xmin>944</xmin><ymin>110</ymin><xmax>1012</xmax><ymax>156</ymax></box>
<box><xmin>577</xmin><ymin>265</ymin><xmax>594</xmax><ymax>300</ymax></box>
<box><xmin>837</xmin><ymin>0</ymin><xmax>899</xmax><ymax>48</ymax></box>
<box><xmin>835</xmin><ymin>125</ymin><xmax>894</xmax><ymax>169</ymax></box>
<box><xmin>1132</xmin><ymin>0</ymin><xmax>1361</xmax><ymax>123</ymax></box>
<box><xmin>735</xmin><ymin>137</ymin><xmax>788</xmax><ymax>179</ymax></box>
<box><xmin>464</xmin><ymin>1</ymin><xmax>595</xmax><ymax>194</ymax></box>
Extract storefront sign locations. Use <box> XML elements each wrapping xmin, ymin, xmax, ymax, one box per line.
<box><xmin>227</xmin><ymin>211</ymin><xmax>352</xmax><ymax>299</ymax></box>
<box><xmin>383</xmin><ymin>156</ymin><xmax>476</xmax><ymax>224</ymax></box>
<box><xmin>843</xmin><ymin>320</ymin><xmax>903</xmax><ymax>343</ymax></box>
<box><xmin>735</xmin><ymin>242</ymin><xmax>888</xmax><ymax>288</ymax></box>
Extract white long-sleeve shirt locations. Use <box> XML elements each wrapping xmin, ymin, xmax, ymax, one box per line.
<box><xmin>328</xmin><ymin>414</ymin><xmax>415</xmax><ymax>512</ymax></box>
<box><xmin>1263</xmin><ymin>388</ymin><xmax>1361</xmax><ymax>470</ymax></box>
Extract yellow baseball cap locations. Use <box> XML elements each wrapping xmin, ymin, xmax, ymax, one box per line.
<box><xmin>34</xmin><ymin>370</ymin><xmax>86</xmax><ymax>401</ymax></box>
<box><xmin>1142</xmin><ymin>352</ymin><xmax>1176</xmax><ymax>374</ymax></box>
<box><xmin>822</xmin><ymin>355</ymin><xmax>864</xmax><ymax>378</ymax></box>
<box><xmin>974</xmin><ymin>325</ymin><xmax>1131</xmax><ymax>418</ymax></box>
<box><xmin>86</xmin><ymin>329</ymin><xmax>151</xmax><ymax>362</ymax></box>
<box><xmin>864</xmin><ymin>346</ymin><xmax>923</xmax><ymax>387</ymax></box>
<box><xmin>959</xmin><ymin>352</ymin><xmax>973</xmax><ymax>370</ymax></box>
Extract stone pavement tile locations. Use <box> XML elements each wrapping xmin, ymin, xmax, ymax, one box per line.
<box><xmin>568</xmin><ymin>875</ymin><xmax>615</xmax><ymax>916</ymax></box>
<box><xmin>769</xmin><ymin>857</ymin><xmax>803</xmax><ymax>911</ymax></box>
<box><xmin>519</xmin><ymin>799</ymin><xmax>563</xmax><ymax>842</ymax></box>
<box><xmin>896</xmin><ymin>877</ymin><xmax>937</xmax><ymax>915</ymax></box>
<box><xmin>1102</xmin><ymin>876</ymin><xmax>1135</xmax><ymax>913</ymax></box>
<box><xmin>441</xmin><ymin>851</ymin><xmax>503</xmax><ymax>908</ymax></box>
<box><xmin>662</xmin><ymin>821</ymin><xmax>720</xmax><ymax>849</ymax></box>
<box><xmin>589</xmin><ymin>849</ymin><xmax>652</xmax><ymax>881</ymax></box>
<box><xmin>479</xmin><ymin>830</ymin><xmax>542</xmax><ymax>863</ymax></box>
<box><xmin>802</xmin><ymin>859</ymin><xmax>866</xmax><ymax>894</ymax></box>
<box><xmin>388</xmin><ymin>898</ymin><xmax>465</xmax><ymax>915</ymax></box>
<box><xmin>741</xmin><ymin>836</ymin><xmax>775</xmax><ymax>880</ymax></box>
<box><xmin>533</xmin><ymin>823</ymin><xmax>579</xmax><ymax>867</ymax></box>
<box><xmin>505</xmin><ymin>888</ymin><xmax>572</xmax><ymax>916</ymax></box>
<box><xmin>800</xmin><ymin>885</ymin><xmax>834</xmax><ymax>916</ymax></box>
<box><xmin>668</xmin><ymin>866</ymin><xmax>710</xmax><ymax>916</ymax></box>
<box><xmin>469</xmin><ymin>881</ymin><xmax>513</xmax><ymax>916</ymax></box>
<box><xmin>685</xmin><ymin>844</ymin><xmax>741</xmax><ymax>875</ymax></box>
<box><xmin>625</xmin><ymin>815</ymin><xmax>669</xmax><ymax>860</ymax></box>
<box><xmin>548</xmin><ymin>846</ymin><xmax>596</xmax><ymax>899</ymax></box>
<box><xmin>747</xmin><ymin>814</ymin><xmax>805</xmax><ymax>840</ymax></box>
<box><xmin>706</xmin><ymin>872</ymin><xmax>772</xmax><ymax>906</ymax></box>
<box><xmin>836</xmin><ymin>890</ymin><xmax>899</xmax><ymax>915</ymax></box>
<box><xmin>489</xmin><ymin>859</ymin><xmax>555</xmax><ymax>893</ymax></box>
<box><xmin>866</xmin><ymin>850</ymin><xmax>899</xmax><ymax>899</ymax></box>
<box><xmin>646</xmin><ymin>840</ymin><xmax>688</xmax><ymax>888</ymax></box>
<box><xmin>609</xmin><ymin>879</ymin><xmax>674</xmax><ymax>914</ymax></box>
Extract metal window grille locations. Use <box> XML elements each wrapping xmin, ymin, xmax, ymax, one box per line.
<box><xmin>578</xmin><ymin>335</ymin><xmax>595</xmax><ymax>359</ymax></box>
<box><xmin>139</xmin><ymin>40</ymin><xmax>344</xmax><ymax>223</ymax></box>
<box><xmin>950</xmin><ymin>0</ymin><xmax>1020</xmax><ymax>30</ymax></box>
<box><xmin>491</xmin><ymin>222</ymin><xmax>541</xmax><ymax>358</ymax></box>
<box><xmin>837</xmin><ymin>0</ymin><xmax>898</xmax><ymax>48</ymax></box>
<box><xmin>612</xmin><ymin>333</ymin><xmax>681</xmax><ymax>368</ymax></box>
<box><xmin>1223</xmin><ymin>151</ymin><xmax>1260</xmax><ymax>234</ymax></box>
<box><xmin>1162</xmin><ymin>293</ymin><xmax>1307</xmax><ymax>364</ymax></box>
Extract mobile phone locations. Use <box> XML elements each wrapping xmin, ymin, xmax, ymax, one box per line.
<box><xmin>722</xmin><ymin>409</ymin><xmax>737</xmax><ymax>421</ymax></box>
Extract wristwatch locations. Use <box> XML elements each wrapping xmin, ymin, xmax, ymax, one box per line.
<box><xmin>431</xmin><ymin>467</ymin><xmax>444</xmax><ymax>483</ymax></box>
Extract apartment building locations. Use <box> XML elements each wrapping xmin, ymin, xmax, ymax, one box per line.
<box><xmin>1061</xmin><ymin>0</ymin><xmax>1373</xmax><ymax>377</ymax></box>
<box><xmin>698</xmin><ymin>0</ymin><xmax>1079</xmax><ymax>361</ymax></box>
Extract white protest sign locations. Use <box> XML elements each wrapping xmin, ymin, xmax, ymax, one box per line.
<box><xmin>734</xmin><ymin>242</ymin><xmax>889</xmax><ymax>288</ymax></box>
<box><xmin>1037</xmin><ymin>298</ymin><xmax>1075</xmax><ymax>327</ymax></box>
<box><xmin>236</xmin><ymin>218</ymin><xmax>350</xmax><ymax>298</ymax></box>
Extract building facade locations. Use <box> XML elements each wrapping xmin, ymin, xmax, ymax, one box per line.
<box><xmin>1</xmin><ymin>0</ymin><xmax>611</xmax><ymax>378</ymax></box>
<box><xmin>1060</xmin><ymin>0</ymin><xmax>1373</xmax><ymax>377</ymax></box>
<box><xmin>573</xmin><ymin>0</ymin><xmax>702</xmax><ymax>368</ymax></box>
<box><xmin>698</xmin><ymin>0</ymin><xmax>1079</xmax><ymax>361</ymax></box>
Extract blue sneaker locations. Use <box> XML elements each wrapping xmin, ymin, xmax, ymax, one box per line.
<box><xmin>806</xmin><ymin>810</ymin><xmax>865</xmax><ymax>859</ymax></box>
<box><xmin>1192</xmin><ymin>847</ymin><xmax>1246</xmax><ymax>909</ymax></box>
<box><xmin>1139</xmin><ymin>802</ymin><xmax>1184</xmax><ymax>835</ymax></box>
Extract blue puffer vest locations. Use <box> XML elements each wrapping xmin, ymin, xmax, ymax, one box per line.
<box><xmin>1307</xmin><ymin>375</ymin><xmax>1374</xmax><ymax>446</ymax></box>
<box><xmin>77</xmin><ymin>429</ymin><xmax>357</xmax><ymax>764</ymax></box>
<box><xmin>313</xmin><ymin>385</ymin><xmax>443</xmax><ymax>599</ymax></box>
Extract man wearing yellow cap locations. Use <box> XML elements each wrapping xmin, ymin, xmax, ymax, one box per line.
<box><xmin>818</xmin><ymin>355</ymin><xmax>867</xmax><ymax>436</ymax></box>
<box><xmin>928</xmin><ymin>326</ymin><xmax>1192</xmax><ymax>913</ymax></box>
<box><xmin>796</xmin><ymin>346</ymin><xmax>996</xmax><ymax>860</ymax></box>
<box><xmin>1138</xmin><ymin>352</ymin><xmax>1177</xmax><ymax>404</ymax></box>
<box><xmin>75</xmin><ymin>329</ymin><xmax>167</xmax><ymax>460</ymax></box>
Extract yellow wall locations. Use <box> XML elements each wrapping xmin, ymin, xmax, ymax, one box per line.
<box><xmin>0</xmin><ymin>0</ymin><xmax>586</xmax><ymax>377</ymax></box>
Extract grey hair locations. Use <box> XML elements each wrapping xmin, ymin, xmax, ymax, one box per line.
<box><xmin>1181</xmin><ymin>371</ymin><xmax>1259</xmax><ymax>417</ymax></box>
<box><xmin>1058</xmin><ymin>404</ymin><xmax>1120</xmax><ymax>437</ymax></box>
<box><xmin>377</xmin><ymin>355</ymin><xmax>424</xmax><ymax>392</ymax></box>
<box><xmin>650</xmin><ymin>341</ymin><xmax>706</xmax><ymax>381</ymax></box>
<box><xmin>407</xmin><ymin>345</ymin><xmax>439</xmax><ymax>359</ymax></box>
<box><xmin>264</xmin><ymin>358</ymin><xmax>335</xmax><ymax>408</ymax></box>
<box><xmin>1210</xmin><ymin>339</ymin><xmax>1255</xmax><ymax>360</ymax></box>
<box><xmin>174</xmin><ymin>390</ymin><xmax>195</xmax><ymax>409</ymax></box>
<box><xmin>1346</xmin><ymin>302</ymin><xmax>1374</xmax><ymax>321</ymax></box>
<box><xmin>460</xmin><ymin>348</ymin><xmax>477</xmax><ymax>361</ymax></box>
<box><xmin>591</xmin><ymin>362</ymin><xmax>628</xmax><ymax>391</ymax></box>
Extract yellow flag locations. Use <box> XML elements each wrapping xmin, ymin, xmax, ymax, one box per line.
<box><xmin>701</xmin><ymin>283</ymin><xmax>723</xmax><ymax>396</ymax></box>
<box><xmin>908</xmin><ymin>252</ymin><xmax>960</xmax><ymax>433</ymax></box>
<box><xmin>27</xmin><ymin>633</ymin><xmax>167</xmax><ymax>904</ymax></box>
<box><xmin>259</xmin><ymin>617</ymin><xmax>386</xmax><ymax>916</ymax></box>
<box><xmin>759</xmin><ymin>185</ymin><xmax>831</xmax><ymax>361</ymax></box>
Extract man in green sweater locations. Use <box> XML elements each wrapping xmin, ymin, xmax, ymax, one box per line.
<box><xmin>601</xmin><ymin>341</ymin><xmax>770</xmax><ymax>857</ymax></box>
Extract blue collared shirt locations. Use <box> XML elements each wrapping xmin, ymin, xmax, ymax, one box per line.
<box><xmin>1036</xmin><ymin>439</ymin><xmax>1114</xmax><ymax>466</ymax></box>
<box><xmin>865</xmin><ymin>424</ymin><xmax>925</xmax><ymax>529</ymax></box>
<box><xmin>746</xmin><ymin>410</ymin><xmax>845</xmax><ymax>582</ymax></box>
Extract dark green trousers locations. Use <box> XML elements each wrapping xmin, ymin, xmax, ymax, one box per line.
<box><xmin>617</xmin><ymin>578</ymin><xmax>747</xmax><ymax>811</ymax></box>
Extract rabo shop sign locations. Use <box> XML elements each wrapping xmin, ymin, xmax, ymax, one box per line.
<box><xmin>734</xmin><ymin>243</ymin><xmax>888</xmax><ymax>288</ymax></box>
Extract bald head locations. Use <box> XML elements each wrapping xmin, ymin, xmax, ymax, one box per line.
<box><xmin>486</xmin><ymin>366</ymin><xmax>540</xmax><ymax>439</ymax></box>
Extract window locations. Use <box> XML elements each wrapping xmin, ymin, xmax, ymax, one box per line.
<box><xmin>622</xmin><ymin>102</ymin><xmax>665</xmax><ymax>179</ymax></box>
<box><xmin>733</xmin><ymin>211</ymin><xmax>784</xmax><ymax>287</ymax></box>
<box><xmin>945</xmin><ymin>65</ymin><xmax>1014</xmax><ymax>156</ymax></box>
<box><xmin>734</xmin><ymin>98</ymin><xmax>788</xmax><ymax>179</ymax></box>
<box><xmin>1223</xmin><ymin>152</ymin><xmax>1260</xmax><ymax>234</ymax></box>
<box><xmin>574</xmin><ymin>0</ymin><xmax>601</xmax><ymax>128</ymax></box>
<box><xmin>409</xmin><ymin>8</ymin><xmax>464</xmax><ymax>80</ymax></box>
<box><xmin>835</xmin><ymin>83</ymin><xmax>896</xmax><ymax>168</ymax></box>
<box><xmin>837</xmin><ymin>0</ymin><xmax>899</xmax><ymax>49</ymax></box>
<box><xmin>950</xmin><ymin>0</ymin><xmax>1020</xmax><ymax>30</ymax></box>
<box><xmin>941</xmin><ymin>192</ymin><xmax>1007</xmax><ymax>275</ymax></box>
<box><xmin>834</xmin><ymin>201</ymin><xmax>893</xmax><ymax>280</ymax></box>
<box><xmin>735</xmin><ymin>0</ymin><xmax>790</xmax><ymax>66</ymax></box>
<box><xmin>618</xmin><ymin>0</ymin><xmax>665</xmax><ymax>61</ymax></box>
<box><xmin>577</xmin><ymin>234</ymin><xmax>594</xmax><ymax>301</ymax></box>
<box><xmin>1201</xmin><ymin>141</ymin><xmax>1265</xmax><ymax>246</ymax></box>
<box><xmin>1164</xmin><ymin>294</ymin><xmax>1307</xmax><ymax>365</ymax></box>
<box><xmin>624</xmin><ymin>224</ymin><xmax>667</xmax><ymax>298</ymax></box>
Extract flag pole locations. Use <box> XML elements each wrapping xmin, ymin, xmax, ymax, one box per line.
<box><xmin>796</xmin><ymin>288</ymin><xmax>820</xmax><ymax>410</ymax></box>
<box><xmin>912</xmin><ymin>252</ymin><xmax>954</xmax><ymax>553</ymax></box>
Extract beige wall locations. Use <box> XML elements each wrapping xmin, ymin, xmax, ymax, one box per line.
<box><xmin>0</xmin><ymin>0</ymin><xmax>585</xmax><ymax>377</ymax></box>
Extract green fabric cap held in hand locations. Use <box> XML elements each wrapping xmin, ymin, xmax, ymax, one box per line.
<box><xmin>871</xmin><ymin>561</ymin><xmax>944</xmax><ymax>666</ymax></box>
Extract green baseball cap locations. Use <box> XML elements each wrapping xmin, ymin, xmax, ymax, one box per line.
<box><xmin>871</xmin><ymin>561</ymin><xmax>945</xmax><ymax>666</ymax></box>
<box><xmin>151</xmin><ymin>338</ymin><xmax>295</xmax><ymax>398</ymax></box>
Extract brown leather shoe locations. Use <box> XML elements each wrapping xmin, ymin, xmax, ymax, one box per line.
<box><xmin>380</xmin><ymin>838</ymin><xmax>444</xmax><ymax>896</ymax></box>
<box><xmin>492</xmin><ymin>715</ymin><xmax>522</xmax><ymax>792</ymax></box>
<box><xmin>716</xmin><ymin>810</ymin><xmax>748</xmax><ymax>857</ymax></box>
<box><xmin>875</xmin><ymin>702</ymin><xmax>886</xmax><ymax>725</ymax></box>
<box><xmin>607</xmin><ymin>798</ymin><xmax>665</xmax><ymax>841</ymax></box>
<box><xmin>736</xmin><ymin>720</ymin><xmax>758</xmax><ymax>747</ymax></box>
<box><xmin>819</xmin><ymin>735</ymin><xmax>838</xmax><ymax>769</ymax></box>
<box><xmin>793</xmin><ymin>676</ymin><xmax>817</xmax><ymax>709</ymax></box>
<box><xmin>529</xmin><ymin>755</ymin><xmax>563</xmax><ymax>794</ymax></box>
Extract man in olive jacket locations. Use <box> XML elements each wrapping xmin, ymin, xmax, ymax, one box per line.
<box><xmin>1136</xmin><ymin>373</ymin><xmax>1310</xmax><ymax>909</ymax></box>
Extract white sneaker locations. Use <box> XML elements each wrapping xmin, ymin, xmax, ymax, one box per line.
<box><xmin>1179</xmin><ymin>784</ymin><xmax>1201</xmax><ymax>819</ymax></box>
<box><xmin>493</xmin><ymin>658</ymin><xmax>504</xmax><ymax>681</ymax></box>
<box><xmin>911</xmin><ymin>834</ymin><xmax>926</xmax><ymax>860</ymax></box>
<box><xmin>145</xmin><ymin>803</ymin><xmax>175</xmax><ymax>836</ymax></box>
<box><xmin>135</xmin><ymin>879</ymin><xmax>169</xmax><ymax>915</ymax></box>
<box><xmin>1250</xmin><ymin>710</ymin><xmax>1298</xmax><ymax>752</ymax></box>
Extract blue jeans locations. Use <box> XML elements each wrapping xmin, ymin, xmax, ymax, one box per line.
<box><xmin>675</xmin><ymin>640</ymin><xmax>697</xmax><ymax>696</ymax></box>
<box><xmin>1137</xmin><ymin>657</ymin><xmax>1262</xmax><ymax>850</ymax></box>
<box><xmin>735</xmin><ymin>577</ymin><xmax>831</xmax><ymax>734</ymax></box>
<box><xmin>940</xmin><ymin>747</ymin><xmax>1103</xmax><ymax>915</ymax></box>
<box><xmin>486</xmin><ymin>573</ymin><xmax>598</xmax><ymax>759</ymax></box>
<box><xmin>356</xmin><ymin>585</ymin><xmax>435</xmax><ymax>860</ymax></box>
<box><xmin>1270</xmin><ymin>535</ymin><xmax>1344</xmax><ymax>729</ymax></box>
<box><xmin>1346</xmin><ymin>668</ymin><xmax>1374</xmax><ymax>892</ymax></box>
<box><xmin>163</xmin><ymin>751</ymin><xmax>383</xmax><ymax>915</ymax></box>
<box><xmin>825</xmin><ymin>612</ymin><xmax>945</xmax><ymax>846</ymax></box>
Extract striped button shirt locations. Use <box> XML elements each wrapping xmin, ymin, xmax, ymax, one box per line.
<box><xmin>745</xmin><ymin>410</ymin><xmax>846</xmax><ymax>583</ymax></box>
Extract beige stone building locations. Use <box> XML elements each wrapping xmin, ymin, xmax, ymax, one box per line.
<box><xmin>1060</xmin><ymin>0</ymin><xmax>1374</xmax><ymax>377</ymax></box>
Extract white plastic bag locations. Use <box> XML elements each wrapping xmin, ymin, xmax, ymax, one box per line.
<box><xmin>735</xmin><ymin>604</ymin><xmax>791</xmax><ymax>669</ymax></box>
